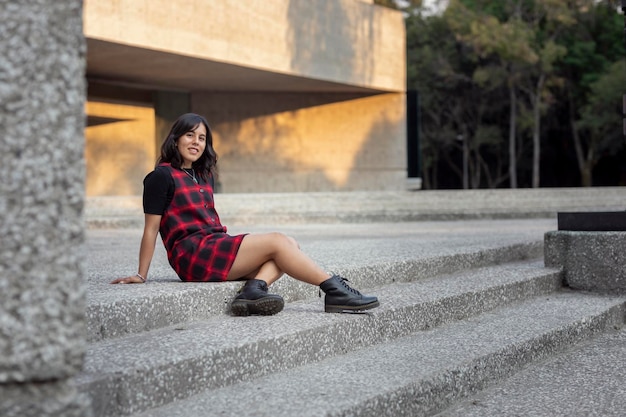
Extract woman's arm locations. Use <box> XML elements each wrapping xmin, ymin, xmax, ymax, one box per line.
<box><xmin>111</xmin><ymin>214</ymin><xmax>162</xmax><ymax>284</ymax></box>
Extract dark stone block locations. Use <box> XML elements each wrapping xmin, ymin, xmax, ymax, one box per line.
<box><xmin>558</xmin><ymin>211</ymin><xmax>626</xmax><ymax>231</ymax></box>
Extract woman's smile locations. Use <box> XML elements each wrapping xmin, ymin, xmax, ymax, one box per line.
<box><xmin>177</xmin><ymin>123</ymin><xmax>207</xmax><ymax>167</ymax></box>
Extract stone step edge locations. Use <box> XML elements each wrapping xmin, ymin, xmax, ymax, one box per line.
<box><xmin>86</xmin><ymin>241</ymin><xmax>544</xmax><ymax>342</ymax></box>
<box><xmin>133</xmin><ymin>294</ymin><xmax>626</xmax><ymax>417</ymax></box>
<box><xmin>78</xmin><ymin>263</ymin><xmax>560</xmax><ymax>417</ymax></box>
<box><xmin>85</xmin><ymin>211</ymin><xmax>561</xmax><ymax>229</ymax></box>
<box><xmin>342</xmin><ymin>299</ymin><xmax>626</xmax><ymax>417</ymax></box>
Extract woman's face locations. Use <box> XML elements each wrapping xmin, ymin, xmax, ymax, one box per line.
<box><xmin>176</xmin><ymin>123</ymin><xmax>207</xmax><ymax>168</ymax></box>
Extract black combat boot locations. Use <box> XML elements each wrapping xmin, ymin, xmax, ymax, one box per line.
<box><xmin>320</xmin><ymin>275</ymin><xmax>379</xmax><ymax>313</ymax></box>
<box><xmin>230</xmin><ymin>279</ymin><xmax>284</xmax><ymax>316</ymax></box>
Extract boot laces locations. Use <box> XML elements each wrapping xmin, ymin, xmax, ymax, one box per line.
<box><xmin>336</xmin><ymin>276</ymin><xmax>362</xmax><ymax>295</ymax></box>
<box><xmin>318</xmin><ymin>274</ymin><xmax>362</xmax><ymax>297</ymax></box>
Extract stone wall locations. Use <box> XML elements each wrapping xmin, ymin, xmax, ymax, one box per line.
<box><xmin>0</xmin><ymin>1</ymin><xmax>88</xmax><ymax>416</ymax></box>
<box><xmin>194</xmin><ymin>92</ymin><xmax>407</xmax><ymax>192</ymax></box>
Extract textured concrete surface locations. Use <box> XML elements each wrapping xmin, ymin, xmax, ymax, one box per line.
<box><xmin>80</xmin><ymin>203</ymin><xmax>626</xmax><ymax>416</ymax></box>
<box><xmin>86</xmin><ymin>219</ymin><xmax>547</xmax><ymax>341</ymax></box>
<box><xmin>0</xmin><ymin>382</ymin><xmax>89</xmax><ymax>417</ymax></box>
<box><xmin>84</xmin><ymin>0</ymin><xmax>405</xmax><ymax>92</ymax></box>
<box><xmin>0</xmin><ymin>0</ymin><xmax>86</xmax><ymax>383</ymax></box>
<box><xmin>438</xmin><ymin>328</ymin><xmax>626</xmax><ymax>417</ymax></box>
<box><xmin>78</xmin><ymin>258</ymin><xmax>561</xmax><ymax>417</ymax></box>
<box><xmin>131</xmin><ymin>292</ymin><xmax>625</xmax><ymax>417</ymax></box>
<box><xmin>0</xmin><ymin>1</ymin><xmax>88</xmax><ymax>415</ymax></box>
<box><xmin>546</xmin><ymin>231</ymin><xmax>626</xmax><ymax>294</ymax></box>
<box><xmin>85</xmin><ymin>187</ymin><xmax>626</xmax><ymax>228</ymax></box>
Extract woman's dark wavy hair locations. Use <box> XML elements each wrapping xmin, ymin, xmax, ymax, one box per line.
<box><xmin>157</xmin><ymin>113</ymin><xmax>217</xmax><ymax>182</ymax></box>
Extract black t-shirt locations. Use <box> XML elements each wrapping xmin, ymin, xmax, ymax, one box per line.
<box><xmin>143</xmin><ymin>166</ymin><xmax>211</xmax><ymax>215</ymax></box>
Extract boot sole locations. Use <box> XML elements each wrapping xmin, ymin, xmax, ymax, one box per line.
<box><xmin>230</xmin><ymin>296</ymin><xmax>285</xmax><ymax>316</ymax></box>
<box><xmin>325</xmin><ymin>300</ymin><xmax>380</xmax><ymax>313</ymax></box>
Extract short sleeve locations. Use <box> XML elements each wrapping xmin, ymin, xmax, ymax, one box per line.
<box><xmin>143</xmin><ymin>167</ymin><xmax>174</xmax><ymax>215</ymax></box>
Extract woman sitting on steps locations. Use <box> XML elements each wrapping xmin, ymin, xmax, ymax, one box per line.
<box><xmin>111</xmin><ymin>113</ymin><xmax>379</xmax><ymax>316</ymax></box>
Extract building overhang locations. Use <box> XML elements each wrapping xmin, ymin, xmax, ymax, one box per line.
<box><xmin>84</xmin><ymin>0</ymin><xmax>406</xmax><ymax>95</ymax></box>
<box><xmin>86</xmin><ymin>38</ymin><xmax>382</xmax><ymax>94</ymax></box>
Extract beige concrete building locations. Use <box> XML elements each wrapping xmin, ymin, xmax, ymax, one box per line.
<box><xmin>84</xmin><ymin>0</ymin><xmax>406</xmax><ymax>195</ymax></box>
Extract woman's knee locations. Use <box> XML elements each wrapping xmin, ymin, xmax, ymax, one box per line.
<box><xmin>267</xmin><ymin>232</ymin><xmax>299</xmax><ymax>249</ymax></box>
<box><xmin>286</xmin><ymin>235</ymin><xmax>300</xmax><ymax>249</ymax></box>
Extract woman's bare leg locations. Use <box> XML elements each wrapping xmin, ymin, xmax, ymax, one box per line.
<box><xmin>234</xmin><ymin>235</ymin><xmax>297</xmax><ymax>285</ymax></box>
<box><xmin>228</xmin><ymin>232</ymin><xmax>379</xmax><ymax>316</ymax></box>
<box><xmin>227</xmin><ymin>233</ymin><xmax>329</xmax><ymax>285</ymax></box>
<box><xmin>241</xmin><ymin>260</ymin><xmax>282</xmax><ymax>285</ymax></box>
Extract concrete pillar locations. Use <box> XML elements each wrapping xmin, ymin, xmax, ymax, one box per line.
<box><xmin>545</xmin><ymin>231</ymin><xmax>626</xmax><ymax>294</ymax></box>
<box><xmin>545</xmin><ymin>212</ymin><xmax>626</xmax><ymax>294</ymax></box>
<box><xmin>0</xmin><ymin>1</ymin><xmax>89</xmax><ymax>416</ymax></box>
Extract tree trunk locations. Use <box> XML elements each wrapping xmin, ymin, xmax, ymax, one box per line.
<box><xmin>471</xmin><ymin>149</ymin><xmax>481</xmax><ymax>189</ymax></box>
<box><xmin>582</xmin><ymin>147</ymin><xmax>596</xmax><ymax>187</ymax></box>
<box><xmin>532</xmin><ymin>74</ymin><xmax>545</xmax><ymax>188</ymax></box>
<box><xmin>580</xmin><ymin>165</ymin><xmax>592</xmax><ymax>187</ymax></box>
<box><xmin>462</xmin><ymin>135</ymin><xmax>469</xmax><ymax>189</ymax></box>
<box><xmin>509</xmin><ymin>84</ymin><xmax>518</xmax><ymax>188</ymax></box>
<box><xmin>568</xmin><ymin>87</ymin><xmax>591</xmax><ymax>187</ymax></box>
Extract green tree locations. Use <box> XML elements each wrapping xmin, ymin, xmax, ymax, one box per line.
<box><xmin>408</xmin><ymin>6</ymin><xmax>511</xmax><ymax>189</ymax></box>
<box><xmin>575</xmin><ymin>59</ymin><xmax>626</xmax><ymax>185</ymax></box>
<box><xmin>457</xmin><ymin>0</ymin><xmax>574</xmax><ymax>188</ymax></box>
<box><xmin>557</xmin><ymin>0</ymin><xmax>625</xmax><ymax>186</ymax></box>
<box><xmin>406</xmin><ymin>12</ymin><xmax>459</xmax><ymax>188</ymax></box>
<box><xmin>523</xmin><ymin>0</ymin><xmax>574</xmax><ymax>188</ymax></box>
<box><xmin>445</xmin><ymin>0</ymin><xmax>540</xmax><ymax>188</ymax></box>
<box><xmin>406</xmin><ymin>0</ymin><xmax>624</xmax><ymax>188</ymax></box>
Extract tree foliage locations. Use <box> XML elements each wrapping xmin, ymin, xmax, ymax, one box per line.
<box><xmin>407</xmin><ymin>0</ymin><xmax>625</xmax><ymax>188</ymax></box>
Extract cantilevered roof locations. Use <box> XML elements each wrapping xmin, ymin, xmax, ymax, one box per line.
<box><xmin>86</xmin><ymin>39</ymin><xmax>381</xmax><ymax>93</ymax></box>
<box><xmin>84</xmin><ymin>0</ymin><xmax>405</xmax><ymax>94</ymax></box>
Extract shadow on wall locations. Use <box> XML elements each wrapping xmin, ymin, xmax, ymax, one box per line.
<box><xmin>203</xmin><ymin>92</ymin><xmax>376</xmax><ymax>124</ymax></box>
<box><xmin>206</xmin><ymin>93</ymin><xmax>404</xmax><ymax>191</ymax></box>
<box><xmin>86</xmin><ymin>132</ymin><xmax>153</xmax><ymax>196</ymax></box>
<box><xmin>194</xmin><ymin>0</ymin><xmax>402</xmax><ymax>192</ymax></box>
<box><xmin>287</xmin><ymin>0</ymin><xmax>377</xmax><ymax>87</ymax></box>
<box><xmin>203</xmin><ymin>0</ymin><xmax>387</xmax><ymax>123</ymax></box>
<box><xmin>85</xmin><ymin>101</ymin><xmax>156</xmax><ymax>196</ymax></box>
<box><xmin>344</xmin><ymin>95</ymin><xmax>407</xmax><ymax>189</ymax></box>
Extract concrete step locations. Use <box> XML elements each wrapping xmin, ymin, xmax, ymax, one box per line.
<box><xmin>84</xmin><ymin>187</ymin><xmax>626</xmax><ymax>228</ymax></box>
<box><xmin>131</xmin><ymin>291</ymin><xmax>626</xmax><ymax>417</ymax></box>
<box><xmin>437</xmin><ymin>327</ymin><xmax>626</xmax><ymax>417</ymax></box>
<box><xmin>77</xmin><ymin>260</ymin><xmax>562</xmax><ymax>417</ymax></box>
<box><xmin>86</xmin><ymin>240</ymin><xmax>542</xmax><ymax>342</ymax></box>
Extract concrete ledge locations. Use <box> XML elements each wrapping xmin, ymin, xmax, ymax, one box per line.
<box><xmin>545</xmin><ymin>231</ymin><xmax>626</xmax><ymax>294</ymax></box>
<box><xmin>84</xmin><ymin>187</ymin><xmax>626</xmax><ymax>228</ymax></box>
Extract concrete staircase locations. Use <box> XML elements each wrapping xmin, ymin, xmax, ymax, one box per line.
<box><xmin>78</xmin><ymin>234</ymin><xmax>626</xmax><ymax>416</ymax></box>
<box><xmin>79</xmin><ymin>188</ymin><xmax>626</xmax><ymax>416</ymax></box>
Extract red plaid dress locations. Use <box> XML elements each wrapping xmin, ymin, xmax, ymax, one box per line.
<box><xmin>158</xmin><ymin>163</ymin><xmax>245</xmax><ymax>282</ymax></box>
